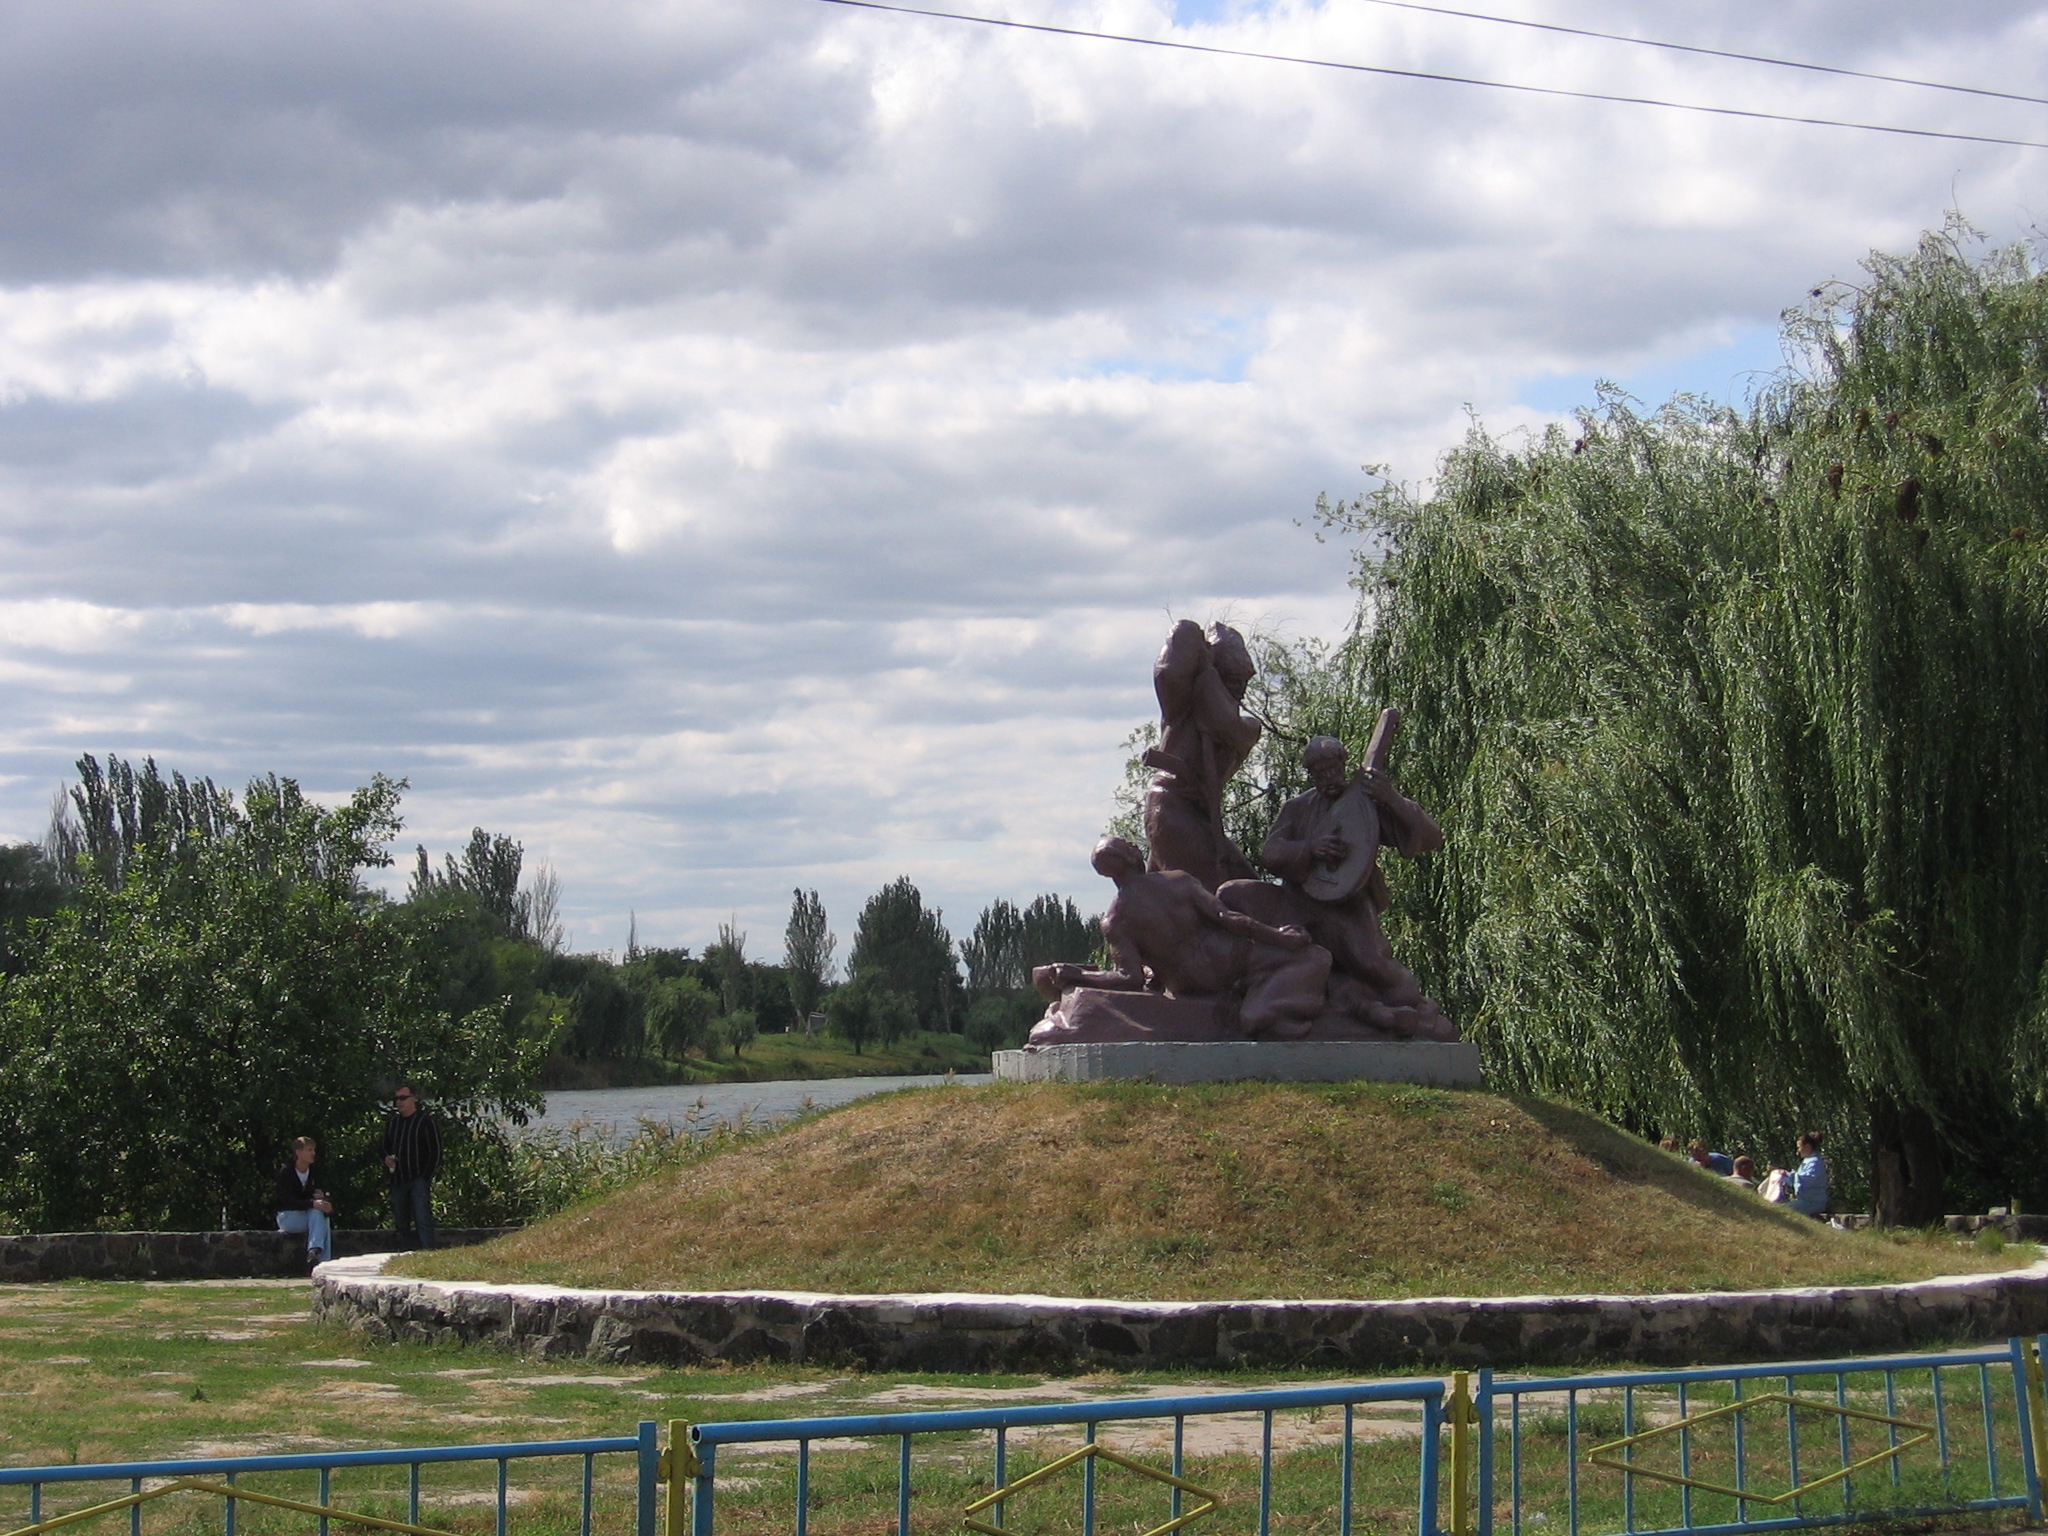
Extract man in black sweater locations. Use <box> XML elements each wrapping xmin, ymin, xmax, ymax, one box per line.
<box><xmin>381</xmin><ymin>1083</ymin><xmax>442</xmax><ymax>1249</ymax></box>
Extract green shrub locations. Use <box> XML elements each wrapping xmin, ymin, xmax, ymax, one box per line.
<box><xmin>436</xmin><ymin>1104</ymin><xmax>809</xmax><ymax>1227</ymax></box>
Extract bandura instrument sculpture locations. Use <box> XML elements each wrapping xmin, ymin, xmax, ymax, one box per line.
<box><xmin>1299</xmin><ymin>707</ymin><xmax>1399</xmax><ymax>902</ymax></box>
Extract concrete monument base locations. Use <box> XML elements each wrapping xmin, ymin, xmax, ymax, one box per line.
<box><xmin>991</xmin><ymin>1039</ymin><xmax>1482</xmax><ymax>1087</ymax></box>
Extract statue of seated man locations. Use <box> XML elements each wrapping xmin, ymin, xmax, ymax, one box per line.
<box><xmin>1219</xmin><ymin>735</ymin><xmax>1455</xmax><ymax>1041</ymax></box>
<box><xmin>1033</xmin><ymin>835</ymin><xmax>1332</xmax><ymax>1039</ymax></box>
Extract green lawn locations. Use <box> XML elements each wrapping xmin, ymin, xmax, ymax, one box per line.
<box><xmin>0</xmin><ymin>1280</ymin><xmax>2034</xmax><ymax>1536</ymax></box>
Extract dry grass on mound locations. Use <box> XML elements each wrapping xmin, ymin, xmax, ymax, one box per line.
<box><xmin>399</xmin><ymin>1082</ymin><xmax>2018</xmax><ymax>1301</ymax></box>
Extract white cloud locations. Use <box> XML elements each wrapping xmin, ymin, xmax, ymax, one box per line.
<box><xmin>0</xmin><ymin>0</ymin><xmax>2043</xmax><ymax>952</ymax></box>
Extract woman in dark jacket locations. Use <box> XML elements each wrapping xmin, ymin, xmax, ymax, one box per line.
<box><xmin>274</xmin><ymin>1136</ymin><xmax>334</xmax><ymax>1266</ymax></box>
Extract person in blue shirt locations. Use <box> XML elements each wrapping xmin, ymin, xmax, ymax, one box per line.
<box><xmin>1776</xmin><ymin>1131</ymin><xmax>1830</xmax><ymax>1219</ymax></box>
<box><xmin>1687</xmin><ymin>1139</ymin><xmax>1735</xmax><ymax>1178</ymax></box>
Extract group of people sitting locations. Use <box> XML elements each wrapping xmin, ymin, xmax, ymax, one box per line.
<box><xmin>1662</xmin><ymin>1131</ymin><xmax>1831</xmax><ymax>1220</ymax></box>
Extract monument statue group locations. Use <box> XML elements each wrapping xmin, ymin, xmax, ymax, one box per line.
<box><xmin>1025</xmin><ymin>620</ymin><xmax>1459</xmax><ymax>1049</ymax></box>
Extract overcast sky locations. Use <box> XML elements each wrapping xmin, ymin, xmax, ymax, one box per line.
<box><xmin>1</xmin><ymin>0</ymin><xmax>2043</xmax><ymax>960</ymax></box>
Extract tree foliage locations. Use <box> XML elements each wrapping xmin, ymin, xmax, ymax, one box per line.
<box><xmin>1316</xmin><ymin>229</ymin><xmax>2048</xmax><ymax>1217</ymax></box>
<box><xmin>847</xmin><ymin>876</ymin><xmax>959</xmax><ymax>1031</ymax></box>
<box><xmin>702</xmin><ymin>921</ymin><xmax>749</xmax><ymax>1017</ymax></box>
<box><xmin>962</xmin><ymin>895</ymin><xmax>1096</xmax><ymax>994</ymax></box>
<box><xmin>959</xmin><ymin>893</ymin><xmax>1100</xmax><ymax>1050</ymax></box>
<box><xmin>0</xmin><ymin>761</ymin><xmax>540</xmax><ymax>1231</ymax></box>
<box><xmin>49</xmin><ymin>755</ymin><xmax>235</xmax><ymax>891</ymax></box>
<box><xmin>408</xmin><ymin>828</ymin><xmax>559</xmax><ymax>947</ymax></box>
<box><xmin>720</xmin><ymin>1007</ymin><xmax>759</xmax><ymax>1059</ymax></box>
<box><xmin>0</xmin><ymin>844</ymin><xmax>63</xmax><ymax>978</ymax></box>
<box><xmin>825</xmin><ymin>971</ymin><xmax>879</xmax><ymax>1055</ymax></box>
<box><xmin>783</xmin><ymin>888</ymin><xmax>835</xmax><ymax>1023</ymax></box>
<box><xmin>643</xmin><ymin>974</ymin><xmax>717</xmax><ymax>1059</ymax></box>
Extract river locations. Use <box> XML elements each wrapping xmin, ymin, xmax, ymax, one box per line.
<box><xmin>527</xmin><ymin>1072</ymin><xmax>994</xmax><ymax>1141</ymax></box>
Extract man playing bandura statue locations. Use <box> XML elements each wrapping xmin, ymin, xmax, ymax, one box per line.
<box><xmin>1223</xmin><ymin>734</ymin><xmax>1456</xmax><ymax>1041</ymax></box>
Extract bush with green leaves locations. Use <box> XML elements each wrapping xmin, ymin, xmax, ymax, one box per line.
<box><xmin>720</xmin><ymin>1007</ymin><xmax>759</xmax><ymax>1059</ymax></box>
<box><xmin>435</xmin><ymin>1106</ymin><xmax>806</xmax><ymax>1227</ymax></box>
<box><xmin>0</xmin><ymin>763</ymin><xmax>541</xmax><ymax>1232</ymax></box>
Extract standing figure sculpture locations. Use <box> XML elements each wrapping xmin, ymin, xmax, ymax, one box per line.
<box><xmin>1220</xmin><ymin>722</ymin><xmax>1455</xmax><ymax>1040</ymax></box>
<box><xmin>1143</xmin><ymin>620</ymin><xmax>1261</xmax><ymax>891</ymax></box>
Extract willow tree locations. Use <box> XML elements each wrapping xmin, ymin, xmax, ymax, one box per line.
<box><xmin>1326</xmin><ymin>230</ymin><xmax>2048</xmax><ymax>1223</ymax></box>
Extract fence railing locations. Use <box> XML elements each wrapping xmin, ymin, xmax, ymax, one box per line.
<box><xmin>663</xmin><ymin>1341</ymin><xmax>2048</xmax><ymax>1536</ymax></box>
<box><xmin>676</xmin><ymin>1378</ymin><xmax>1449</xmax><ymax>1536</ymax></box>
<box><xmin>1477</xmin><ymin>1340</ymin><xmax>2045</xmax><ymax>1536</ymax></box>
<box><xmin>9</xmin><ymin>1340</ymin><xmax>2048</xmax><ymax>1536</ymax></box>
<box><xmin>0</xmin><ymin>1427</ymin><xmax>659</xmax><ymax>1536</ymax></box>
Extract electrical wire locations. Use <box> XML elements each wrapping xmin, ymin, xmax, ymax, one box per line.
<box><xmin>1350</xmin><ymin>0</ymin><xmax>2048</xmax><ymax>110</ymax></box>
<box><xmin>814</xmin><ymin>0</ymin><xmax>2048</xmax><ymax>152</ymax></box>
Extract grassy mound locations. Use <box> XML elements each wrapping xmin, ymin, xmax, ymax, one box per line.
<box><xmin>399</xmin><ymin>1082</ymin><xmax>2020</xmax><ymax>1301</ymax></box>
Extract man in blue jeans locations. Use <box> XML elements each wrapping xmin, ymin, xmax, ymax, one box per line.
<box><xmin>381</xmin><ymin>1083</ymin><xmax>441</xmax><ymax>1249</ymax></box>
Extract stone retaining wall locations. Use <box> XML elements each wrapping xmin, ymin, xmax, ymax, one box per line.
<box><xmin>0</xmin><ymin>1228</ymin><xmax>515</xmax><ymax>1282</ymax></box>
<box><xmin>313</xmin><ymin>1255</ymin><xmax>2048</xmax><ymax>1372</ymax></box>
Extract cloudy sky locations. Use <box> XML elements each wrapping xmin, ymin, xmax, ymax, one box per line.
<box><xmin>1</xmin><ymin>0</ymin><xmax>2043</xmax><ymax>959</ymax></box>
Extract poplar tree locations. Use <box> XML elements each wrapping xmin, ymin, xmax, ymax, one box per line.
<box><xmin>783</xmin><ymin>888</ymin><xmax>835</xmax><ymax>1023</ymax></box>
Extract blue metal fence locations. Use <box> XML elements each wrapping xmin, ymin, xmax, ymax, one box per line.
<box><xmin>1477</xmin><ymin>1341</ymin><xmax>2045</xmax><ymax>1536</ymax></box>
<box><xmin>680</xmin><ymin>1377</ymin><xmax>1447</xmax><ymax>1536</ymax></box>
<box><xmin>0</xmin><ymin>1426</ymin><xmax>659</xmax><ymax>1536</ymax></box>
<box><xmin>8</xmin><ymin>1341</ymin><xmax>2048</xmax><ymax>1536</ymax></box>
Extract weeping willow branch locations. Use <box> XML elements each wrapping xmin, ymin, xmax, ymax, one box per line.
<box><xmin>1308</xmin><ymin>227</ymin><xmax>2048</xmax><ymax>1203</ymax></box>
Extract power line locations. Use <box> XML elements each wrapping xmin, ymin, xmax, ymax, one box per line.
<box><xmin>1350</xmin><ymin>0</ymin><xmax>2048</xmax><ymax>110</ymax></box>
<box><xmin>814</xmin><ymin>0</ymin><xmax>2048</xmax><ymax>152</ymax></box>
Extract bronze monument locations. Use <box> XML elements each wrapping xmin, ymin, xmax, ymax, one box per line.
<box><xmin>1028</xmin><ymin>622</ymin><xmax>1456</xmax><ymax>1046</ymax></box>
<box><xmin>1142</xmin><ymin>620</ymin><xmax>1262</xmax><ymax>891</ymax></box>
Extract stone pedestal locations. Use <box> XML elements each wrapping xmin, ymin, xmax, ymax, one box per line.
<box><xmin>991</xmin><ymin>1039</ymin><xmax>1482</xmax><ymax>1086</ymax></box>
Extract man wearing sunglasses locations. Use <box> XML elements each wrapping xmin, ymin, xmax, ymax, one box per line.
<box><xmin>381</xmin><ymin>1084</ymin><xmax>442</xmax><ymax>1250</ymax></box>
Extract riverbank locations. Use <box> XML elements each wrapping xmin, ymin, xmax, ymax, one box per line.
<box><xmin>540</xmin><ymin>1029</ymin><xmax>989</xmax><ymax>1089</ymax></box>
<box><xmin>530</xmin><ymin>1072</ymin><xmax>993</xmax><ymax>1139</ymax></box>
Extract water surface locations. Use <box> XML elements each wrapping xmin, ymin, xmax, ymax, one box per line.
<box><xmin>530</xmin><ymin>1073</ymin><xmax>993</xmax><ymax>1141</ymax></box>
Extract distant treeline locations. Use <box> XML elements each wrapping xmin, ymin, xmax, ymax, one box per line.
<box><xmin>403</xmin><ymin>830</ymin><xmax>1100</xmax><ymax>1078</ymax></box>
<box><xmin>0</xmin><ymin>754</ymin><xmax>1097</xmax><ymax>1231</ymax></box>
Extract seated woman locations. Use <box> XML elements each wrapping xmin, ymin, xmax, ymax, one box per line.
<box><xmin>273</xmin><ymin>1136</ymin><xmax>335</xmax><ymax>1266</ymax></box>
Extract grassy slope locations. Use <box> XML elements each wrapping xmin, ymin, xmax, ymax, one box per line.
<box><xmin>402</xmin><ymin>1081</ymin><xmax>2021</xmax><ymax>1301</ymax></box>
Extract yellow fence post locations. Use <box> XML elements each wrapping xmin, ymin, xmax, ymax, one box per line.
<box><xmin>1449</xmin><ymin>1372</ymin><xmax>1474</xmax><ymax>1536</ymax></box>
<box><xmin>664</xmin><ymin>1421</ymin><xmax>695</xmax><ymax>1536</ymax></box>
<box><xmin>2024</xmin><ymin>1340</ymin><xmax>2048</xmax><ymax>1495</ymax></box>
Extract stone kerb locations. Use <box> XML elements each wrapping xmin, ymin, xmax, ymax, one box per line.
<box><xmin>0</xmin><ymin>1228</ymin><xmax>516</xmax><ymax>1282</ymax></box>
<box><xmin>313</xmin><ymin>1255</ymin><xmax>2048</xmax><ymax>1373</ymax></box>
